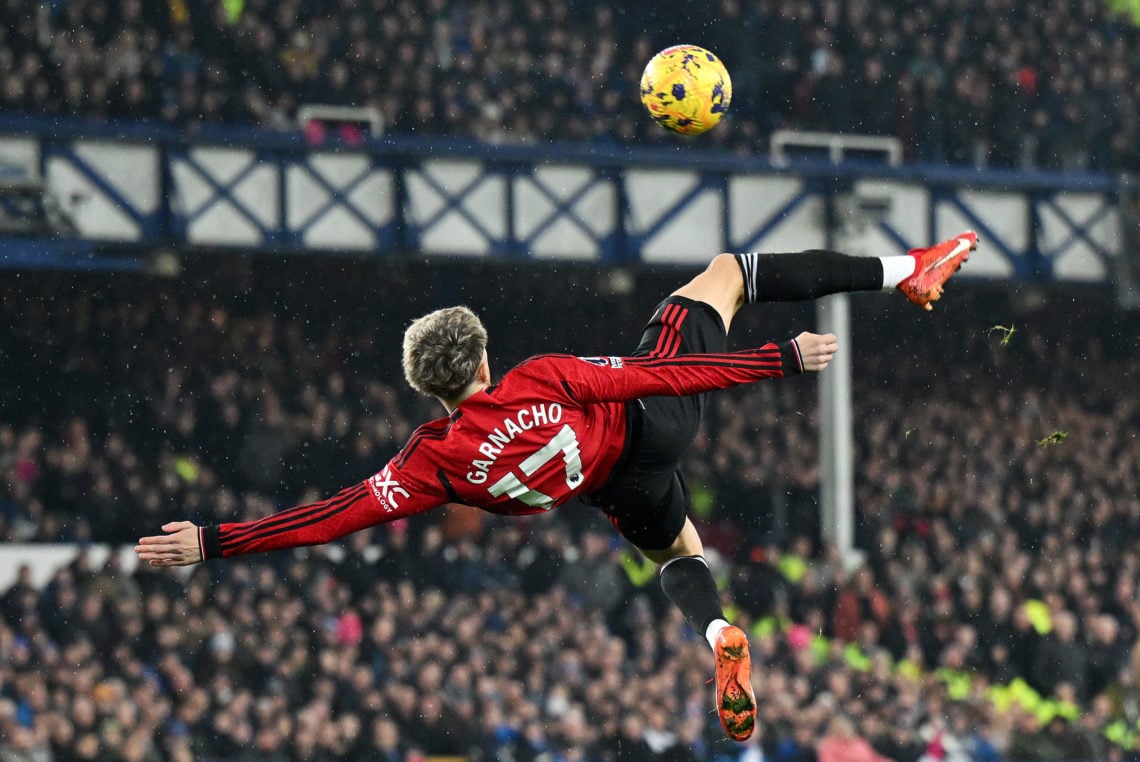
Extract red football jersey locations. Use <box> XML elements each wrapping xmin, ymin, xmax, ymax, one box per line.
<box><xmin>201</xmin><ymin>344</ymin><xmax>802</xmax><ymax>559</ymax></box>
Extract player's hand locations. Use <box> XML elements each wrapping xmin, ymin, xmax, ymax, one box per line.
<box><xmin>135</xmin><ymin>521</ymin><xmax>204</xmax><ymax>567</ymax></box>
<box><xmin>793</xmin><ymin>332</ymin><xmax>838</xmax><ymax>372</ymax></box>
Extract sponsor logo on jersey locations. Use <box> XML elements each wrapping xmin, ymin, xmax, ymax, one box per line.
<box><xmin>368</xmin><ymin>465</ymin><xmax>410</xmax><ymax>512</ymax></box>
<box><xmin>578</xmin><ymin>356</ymin><xmax>623</xmax><ymax>368</ymax></box>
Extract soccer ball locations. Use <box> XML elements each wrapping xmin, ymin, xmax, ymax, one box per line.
<box><xmin>639</xmin><ymin>45</ymin><xmax>733</xmax><ymax>136</ymax></box>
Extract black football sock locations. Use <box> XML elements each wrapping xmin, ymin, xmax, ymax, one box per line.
<box><xmin>734</xmin><ymin>250</ymin><xmax>885</xmax><ymax>303</ymax></box>
<box><xmin>659</xmin><ymin>555</ymin><xmax>725</xmax><ymax>642</ymax></box>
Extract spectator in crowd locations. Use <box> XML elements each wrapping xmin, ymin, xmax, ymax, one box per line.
<box><xmin>816</xmin><ymin>715</ymin><xmax>892</xmax><ymax>762</ymax></box>
<box><xmin>3</xmin><ymin>258</ymin><xmax>1140</xmax><ymax>760</ymax></box>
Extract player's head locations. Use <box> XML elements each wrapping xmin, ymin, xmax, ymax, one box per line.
<box><xmin>402</xmin><ymin>306</ymin><xmax>488</xmax><ymax>400</ymax></box>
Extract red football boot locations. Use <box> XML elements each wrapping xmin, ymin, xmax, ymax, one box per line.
<box><xmin>713</xmin><ymin>625</ymin><xmax>756</xmax><ymax>741</ymax></box>
<box><xmin>898</xmin><ymin>230</ymin><xmax>978</xmax><ymax>310</ymax></box>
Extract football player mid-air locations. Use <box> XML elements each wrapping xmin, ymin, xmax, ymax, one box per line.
<box><xmin>138</xmin><ymin>231</ymin><xmax>976</xmax><ymax>741</ymax></box>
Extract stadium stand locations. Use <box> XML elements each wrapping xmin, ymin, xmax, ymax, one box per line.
<box><xmin>2</xmin><ymin>0</ymin><xmax>1139</xmax><ymax>758</ymax></box>
<box><xmin>0</xmin><ymin>0</ymin><xmax>1137</xmax><ymax>169</ymax></box>
<box><xmin>3</xmin><ymin>257</ymin><xmax>1140</xmax><ymax>760</ymax></box>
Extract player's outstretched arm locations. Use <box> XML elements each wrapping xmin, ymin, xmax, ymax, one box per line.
<box><xmin>541</xmin><ymin>330</ymin><xmax>841</xmax><ymax>405</ymax></box>
<box><xmin>794</xmin><ymin>331</ymin><xmax>838</xmax><ymax>372</ymax></box>
<box><xmin>136</xmin><ymin>521</ymin><xmax>203</xmax><ymax>567</ymax></box>
<box><xmin>136</xmin><ymin>466</ymin><xmax>444</xmax><ymax>565</ymax></box>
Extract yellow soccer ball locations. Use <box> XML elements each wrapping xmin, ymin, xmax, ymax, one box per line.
<box><xmin>639</xmin><ymin>45</ymin><xmax>733</xmax><ymax>136</ymax></box>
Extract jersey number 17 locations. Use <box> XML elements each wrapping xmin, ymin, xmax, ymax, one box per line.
<box><xmin>486</xmin><ymin>424</ymin><xmax>584</xmax><ymax>510</ymax></box>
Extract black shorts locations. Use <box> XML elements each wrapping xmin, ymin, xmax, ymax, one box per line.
<box><xmin>586</xmin><ymin>296</ymin><xmax>728</xmax><ymax>550</ymax></box>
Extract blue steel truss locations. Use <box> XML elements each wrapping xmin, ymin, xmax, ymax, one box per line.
<box><xmin>516</xmin><ymin>163</ymin><xmax>624</xmax><ymax>261</ymax></box>
<box><xmin>168</xmin><ymin>145</ymin><xmax>281</xmax><ymax>245</ymax></box>
<box><xmin>0</xmin><ymin>114</ymin><xmax>1127</xmax><ymax>281</ymax></box>
<box><xmin>287</xmin><ymin>155</ymin><xmax>386</xmax><ymax>248</ymax></box>
<box><xmin>41</xmin><ymin>141</ymin><xmax>163</xmax><ymax>239</ymax></box>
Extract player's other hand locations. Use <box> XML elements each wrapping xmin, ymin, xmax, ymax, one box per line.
<box><xmin>794</xmin><ymin>332</ymin><xmax>838</xmax><ymax>372</ymax></box>
<box><xmin>135</xmin><ymin>521</ymin><xmax>204</xmax><ymax>567</ymax></box>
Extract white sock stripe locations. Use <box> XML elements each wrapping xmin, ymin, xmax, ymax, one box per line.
<box><xmin>747</xmin><ymin>253</ymin><xmax>757</xmax><ymax>303</ymax></box>
<box><xmin>736</xmin><ymin>253</ymin><xmax>758</xmax><ymax>303</ymax></box>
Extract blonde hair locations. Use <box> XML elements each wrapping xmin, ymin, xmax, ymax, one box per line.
<box><xmin>402</xmin><ymin>306</ymin><xmax>487</xmax><ymax>400</ymax></box>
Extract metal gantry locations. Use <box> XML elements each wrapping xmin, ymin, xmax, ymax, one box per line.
<box><xmin>0</xmin><ymin>116</ymin><xmax>1124</xmax><ymax>286</ymax></box>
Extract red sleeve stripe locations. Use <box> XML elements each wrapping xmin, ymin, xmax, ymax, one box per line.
<box><xmin>220</xmin><ymin>482</ymin><xmax>370</xmax><ymax>552</ymax></box>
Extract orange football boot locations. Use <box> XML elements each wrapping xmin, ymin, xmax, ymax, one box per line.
<box><xmin>898</xmin><ymin>230</ymin><xmax>978</xmax><ymax>310</ymax></box>
<box><xmin>713</xmin><ymin>625</ymin><xmax>756</xmax><ymax>741</ymax></box>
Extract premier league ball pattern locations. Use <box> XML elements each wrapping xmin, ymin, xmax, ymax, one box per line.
<box><xmin>639</xmin><ymin>45</ymin><xmax>733</xmax><ymax>136</ymax></box>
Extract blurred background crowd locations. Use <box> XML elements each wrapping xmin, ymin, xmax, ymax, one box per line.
<box><xmin>2</xmin><ymin>257</ymin><xmax>1139</xmax><ymax>760</ymax></box>
<box><xmin>1</xmin><ymin>0</ymin><xmax>1139</xmax><ymax>759</ymax></box>
<box><xmin>0</xmin><ymin>0</ymin><xmax>1138</xmax><ymax>170</ymax></box>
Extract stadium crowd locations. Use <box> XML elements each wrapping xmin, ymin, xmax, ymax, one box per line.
<box><xmin>2</xmin><ymin>258</ymin><xmax>1140</xmax><ymax>761</ymax></box>
<box><xmin>0</xmin><ymin>0</ymin><xmax>1138</xmax><ymax>171</ymax></box>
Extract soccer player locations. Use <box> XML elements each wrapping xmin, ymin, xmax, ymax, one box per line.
<box><xmin>136</xmin><ymin>231</ymin><xmax>976</xmax><ymax>742</ymax></box>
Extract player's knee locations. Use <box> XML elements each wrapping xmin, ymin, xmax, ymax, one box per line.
<box><xmin>708</xmin><ymin>252</ymin><xmax>741</xmax><ymax>279</ymax></box>
<box><xmin>712</xmin><ymin>253</ymin><xmax>746</xmax><ymax>306</ymax></box>
<box><xmin>687</xmin><ymin>253</ymin><xmax>743</xmax><ymax>299</ymax></box>
<box><xmin>712</xmin><ymin>253</ymin><xmax>746</xmax><ymax>296</ymax></box>
<box><xmin>671</xmin><ymin>254</ymin><xmax>744</xmax><ymax>332</ymax></box>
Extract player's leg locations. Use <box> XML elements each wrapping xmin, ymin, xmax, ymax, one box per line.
<box><xmin>601</xmin><ymin>465</ymin><xmax>756</xmax><ymax>741</ymax></box>
<box><xmin>595</xmin><ymin>292</ymin><xmax>760</xmax><ymax>737</ymax></box>
<box><xmin>641</xmin><ymin>516</ymin><xmax>757</xmax><ymax>742</ymax></box>
<box><xmin>672</xmin><ymin>250</ymin><xmax>893</xmax><ymax>334</ymax></box>
<box><xmin>604</xmin><ymin>300</ymin><xmax>754</xmax><ymax>741</ymax></box>
<box><xmin>739</xmin><ymin>234</ymin><xmax>977</xmax><ymax>312</ymax></box>
<box><xmin>670</xmin><ymin>230</ymin><xmax>978</xmax><ymax>331</ymax></box>
<box><xmin>640</xmin><ymin>518</ymin><xmax>723</xmax><ymax>644</ymax></box>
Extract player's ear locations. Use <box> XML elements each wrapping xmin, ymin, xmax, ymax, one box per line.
<box><xmin>476</xmin><ymin>350</ymin><xmax>491</xmax><ymax>383</ymax></box>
